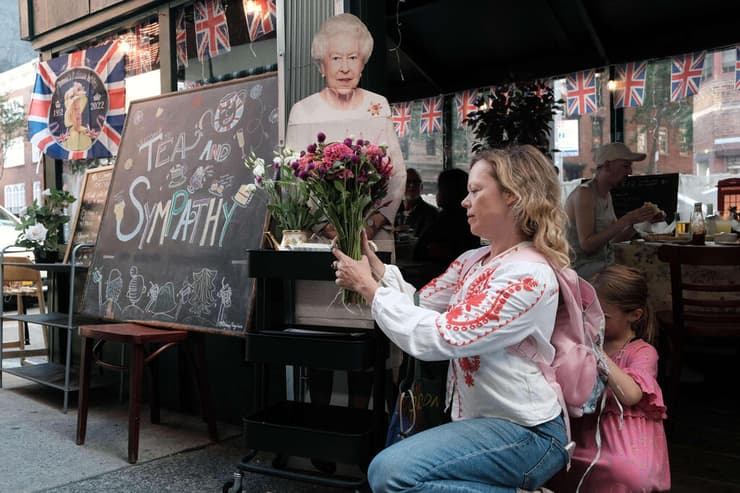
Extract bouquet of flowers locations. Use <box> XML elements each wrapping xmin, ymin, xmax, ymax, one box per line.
<box><xmin>15</xmin><ymin>188</ymin><xmax>76</xmax><ymax>259</ymax></box>
<box><xmin>292</xmin><ymin>132</ymin><xmax>393</xmax><ymax>304</ymax></box>
<box><xmin>245</xmin><ymin>147</ymin><xmax>322</xmax><ymax>236</ymax></box>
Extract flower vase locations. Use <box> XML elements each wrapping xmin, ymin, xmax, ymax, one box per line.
<box><xmin>34</xmin><ymin>248</ymin><xmax>60</xmax><ymax>263</ymax></box>
<box><xmin>279</xmin><ymin>230</ymin><xmax>310</xmax><ymax>250</ymax></box>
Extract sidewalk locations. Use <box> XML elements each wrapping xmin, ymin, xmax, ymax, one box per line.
<box><xmin>0</xmin><ymin>313</ymin><xmax>355</xmax><ymax>493</ymax></box>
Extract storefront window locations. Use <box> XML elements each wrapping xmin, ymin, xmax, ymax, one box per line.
<box><xmin>392</xmin><ymin>98</ymin><xmax>444</xmax><ymax>197</ymax></box>
<box><xmin>555</xmin><ymin>68</ymin><xmax>611</xmax><ymax>181</ymax></box>
<box><xmin>174</xmin><ymin>1</ymin><xmax>278</xmax><ymax>90</ymax></box>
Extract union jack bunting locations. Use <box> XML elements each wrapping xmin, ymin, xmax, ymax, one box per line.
<box><xmin>391</xmin><ymin>101</ymin><xmax>413</xmax><ymax>137</ymax></box>
<box><xmin>194</xmin><ymin>0</ymin><xmax>231</xmax><ymax>61</ymax></box>
<box><xmin>419</xmin><ymin>96</ymin><xmax>443</xmax><ymax>134</ymax></box>
<box><xmin>614</xmin><ymin>61</ymin><xmax>647</xmax><ymax>108</ymax></box>
<box><xmin>735</xmin><ymin>46</ymin><xmax>740</xmax><ymax>92</ymax></box>
<box><xmin>566</xmin><ymin>70</ymin><xmax>597</xmax><ymax>116</ymax></box>
<box><xmin>176</xmin><ymin>6</ymin><xmax>188</xmax><ymax>68</ymax></box>
<box><xmin>670</xmin><ymin>52</ymin><xmax>705</xmax><ymax>102</ymax></box>
<box><xmin>124</xmin><ymin>23</ymin><xmax>159</xmax><ymax>76</ymax></box>
<box><xmin>244</xmin><ymin>0</ymin><xmax>276</xmax><ymax>42</ymax></box>
<box><xmin>455</xmin><ymin>89</ymin><xmax>478</xmax><ymax>127</ymax></box>
<box><xmin>28</xmin><ymin>41</ymin><xmax>126</xmax><ymax>160</ymax></box>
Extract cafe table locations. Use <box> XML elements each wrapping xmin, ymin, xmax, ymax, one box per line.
<box><xmin>613</xmin><ymin>239</ymin><xmax>740</xmax><ymax>313</ymax></box>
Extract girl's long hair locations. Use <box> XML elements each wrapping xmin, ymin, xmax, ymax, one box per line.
<box><xmin>591</xmin><ymin>264</ymin><xmax>656</xmax><ymax>344</ymax></box>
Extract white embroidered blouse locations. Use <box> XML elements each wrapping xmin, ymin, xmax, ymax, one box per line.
<box><xmin>372</xmin><ymin>243</ymin><xmax>563</xmax><ymax>426</ymax></box>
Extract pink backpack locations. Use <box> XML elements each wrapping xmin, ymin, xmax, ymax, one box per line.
<box><xmin>462</xmin><ymin>245</ymin><xmax>607</xmax><ymax>440</ymax></box>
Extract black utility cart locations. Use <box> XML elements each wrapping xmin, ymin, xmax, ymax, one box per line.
<box><xmin>226</xmin><ymin>249</ymin><xmax>389</xmax><ymax>492</ymax></box>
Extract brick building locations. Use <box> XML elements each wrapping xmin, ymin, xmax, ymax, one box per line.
<box><xmin>0</xmin><ymin>59</ymin><xmax>41</xmax><ymax>215</ymax></box>
<box><xmin>692</xmin><ymin>48</ymin><xmax>740</xmax><ymax>175</ymax></box>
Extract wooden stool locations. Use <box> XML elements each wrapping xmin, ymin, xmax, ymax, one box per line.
<box><xmin>75</xmin><ymin>323</ymin><xmax>218</xmax><ymax>463</ymax></box>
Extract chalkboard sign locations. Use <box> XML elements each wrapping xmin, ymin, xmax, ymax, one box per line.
<box><xmin>64</xmin><ymin>165</ymin><xmax>113</xmax><ymax>266</ymax></box>
<box><xmin>81</xmin><ymin>74</ymin><xmax>277</xmax><ymax>336</ymax></box>
<box><xmin>612</xmin><ymin>173</ymin><xmax>679</xmax><ymax>222</ymax></box>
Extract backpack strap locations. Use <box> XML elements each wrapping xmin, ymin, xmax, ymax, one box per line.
<box><xmin>504</xmin><ymin>246</ymin><xmax>577</xmax><ymax>455</ymax></box>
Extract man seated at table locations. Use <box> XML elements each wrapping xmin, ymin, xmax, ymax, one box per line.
<box><xmin>565</xmin><ymin>142</ymin><xmax>664</xmax><ymax>279</ymax></box>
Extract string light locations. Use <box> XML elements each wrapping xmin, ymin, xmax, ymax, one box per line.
<box><xmin>243</xmin><ymin>0</ymin><xmax>263</xmax><ymax>17</ymax></box>
<box><xmin>118</xmin><ymin>38</ymin><xmax>131</xmax><ymax>53</ymax></box>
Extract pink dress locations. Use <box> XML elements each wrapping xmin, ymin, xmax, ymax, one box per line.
<box><xmin>551</xmin><ymin>339</ymin><xmax>671</xmax><ymax>492</ymax></box>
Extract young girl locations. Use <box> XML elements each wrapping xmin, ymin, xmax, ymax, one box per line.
<box><xmin>552</xmin><ymin>264</ymin><xmax>671</xmax><ymax>492</ymax></box>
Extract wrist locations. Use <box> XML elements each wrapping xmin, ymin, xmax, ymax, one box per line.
<box><xmin>370</xmin><ymin>262</ymin><xmax>385</xmax><ymax>282</ymax></box>
<box><xmin>360</xmin><ymin>280</ymin><xmax>379</xmax><ymax>303</ymax></box>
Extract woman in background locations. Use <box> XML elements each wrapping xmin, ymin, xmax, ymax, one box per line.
<box><xmin>413</xmin><ymin>168</ymin><xmax>479</xmax><ymax>286</ymax></box>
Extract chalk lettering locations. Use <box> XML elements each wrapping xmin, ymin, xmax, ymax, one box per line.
<box><xmin>138</xmin><ymin>133</ymin><xmax>164</xmax><ymax>172</ymax></box>
<box><xmin>116</xmin><ymin>176</ymin><xmax>149</xmax><ymax>242</ymax></box>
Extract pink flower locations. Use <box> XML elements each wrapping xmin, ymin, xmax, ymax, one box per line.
<box><xmin>322</xmin><ymin>143</ymin><xmax>353</xmax><ymax>166</ymax></box>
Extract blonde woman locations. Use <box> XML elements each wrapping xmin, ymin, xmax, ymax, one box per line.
<box><xmin>334</xmin><ymin>145</ymin><xmax>570</xmax><ymax>492</ymax></box>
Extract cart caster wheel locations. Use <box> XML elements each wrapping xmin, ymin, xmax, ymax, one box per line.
<box><xmin>223</xmin><ymin>471</ymin><xmax>243</xmax><ymax>493</ymax></box>
<box><xmin>272</xmin><ymin>453</ymin><xmax>288</xmax><ymax>469</ymax></box>
<box><xmin>222</xmin><ymin>479</ymin><xmax>234</xmax><ymax>493</ymax></box>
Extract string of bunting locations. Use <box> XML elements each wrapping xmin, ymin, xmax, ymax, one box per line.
<box><xmin>389</xmin><ymin>46</ymin><xmax>740</xmax><ymax>135</ymax></box>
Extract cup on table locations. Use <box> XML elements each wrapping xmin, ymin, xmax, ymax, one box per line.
<box><xmin>676</xmin><ymin>222</ymin><xmax>689</xmax><ymax>235</ymax></box>
<box><xmin>715</xmin><ymin>220</ymin><xmax>732</xmax><ymax>234</ymax></box>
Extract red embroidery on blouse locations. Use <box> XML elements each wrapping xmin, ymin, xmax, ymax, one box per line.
<box><xmin>458</xmin><ymin>356</ymin><xmax>480</xmax><ymax>387</ymax></box>
<box><xmin>420</xmin><ymin>259</ymin><xmax>464</xmax><ymax>299</ymax></box>
<box><xmin>436</xmin><ymin>274</ymin><xmax>544</xmax><ymax>346</ymax></box>
<box><xmin>367</xmin><ymin>102</ymin><xmax>382</xmax><ymax>116</ymax></box>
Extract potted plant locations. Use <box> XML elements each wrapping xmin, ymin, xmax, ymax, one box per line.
<box><xmin>465</xmin><ymin>80</ymin><xmax>563</xmax><ymax>157</ymax></box>
<box><xmin>15</xmin><ymin>188</ymin><xmax>76</xmax><ymax>262</ymax></box>
<box><xmin>245</xmin><ymin>147</ymin><xmax>322</xmax><ymax>248</ymax></box>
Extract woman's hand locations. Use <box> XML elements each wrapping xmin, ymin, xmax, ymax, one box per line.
<box><xmin>332</xmin><ymin>247</ymin><xmax>379</xmax><ymax>304</ymax></box>
<box><xmin>360</xmin><ymin>230</ymin><xmax>385</xmax><ymax>281</ymax></box>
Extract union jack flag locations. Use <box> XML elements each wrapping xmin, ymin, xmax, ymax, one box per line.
<box><xmin>176</xmin><ymin>6</ymin><xmax>188</xmax><ymax>68</ymax></box>
<box><xmin>455</xmin><ymin>89</ymin><xmax>478</xmax><ymax>127</ymax></box>
<box><xmin>670</xmin><ymin>52</ymin><xmax>705</xmax><ymax>102</ymax></box>
<box><xmin>194</xmin><ymin>0</ymin><xmax>231</xmax><ymax>62</ymax></box>
<box><xmin>391</xmin><ymin>101</ymin><xmax>413</xmax><ymax>138</ymax></box>
<box><xmin>614</xmin><ymin>61</ymin><xmax>646</xmax><ymax>108</ymax></box>
<box><xmin>28</xmin><ymin>41</ymin><xmax>125</xmax><ymax>160</ymax></box>
<box><xmin>244</xmin><ymin>0</ymin><xmax>276</xmax><ymax>42</ymax></box>
<box><xmin>735</xmin><ymin>46</ymin><xmax>740</xmax><ymax>92</ymax></box>
<box><xmin>419</xmin><ymin>96</ymin><xmax>442</xmax><ymax>134</ymax></box>
<box><xmin>566</xmin><ymin>70</ymin><xmax>597</xmax><ymax>116</ymax></box>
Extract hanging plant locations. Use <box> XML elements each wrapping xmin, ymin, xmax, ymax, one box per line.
<box><xmin>465</xmin><ymin>80</ymin><xmax>563</xmax><ymax>157</ymax></box>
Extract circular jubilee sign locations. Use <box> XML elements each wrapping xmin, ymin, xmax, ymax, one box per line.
<box><xmin>48</xmin><ymin>67</ymin><xmax>109</xmax><ymax>152</ymax></box>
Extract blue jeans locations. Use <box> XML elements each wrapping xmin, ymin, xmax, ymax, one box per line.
<box><xmin>368</xmin><ymin>414</ymin><xmax>568</xmax><ymax>492</ymax></box>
